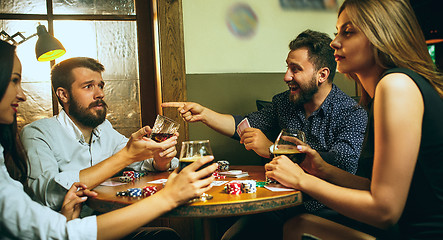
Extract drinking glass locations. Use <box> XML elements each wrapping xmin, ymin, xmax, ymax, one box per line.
<box><xmin>149</xmin><ymin>115</ymin><xmax>180</xmax><ymax>142</ymax></box>
<box><xmin>179</xmin><ymin>140</ymin><xmax>214</xmax><ymax>202</ymax></box>
<box><xmin>272</xmin><ymin>129</ymin><xmax>306</xmax><ymax>164</ymax></box>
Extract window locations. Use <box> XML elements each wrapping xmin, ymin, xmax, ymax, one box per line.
<box><xmin>1</xmin><ymin>0</ymin><xmax>140</xmax><ymax>136</ymax></box>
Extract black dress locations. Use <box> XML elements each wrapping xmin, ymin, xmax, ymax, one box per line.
<box><xmin>357</xmin><ymin>68</ymin><xmax>443</xmax><ymax>239</ymax></box>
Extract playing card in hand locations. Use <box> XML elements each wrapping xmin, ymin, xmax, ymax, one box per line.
<box><xmin>236</xmin><ymin>118</ymin><xmax>251</xmax><ymax>136</ymax></box>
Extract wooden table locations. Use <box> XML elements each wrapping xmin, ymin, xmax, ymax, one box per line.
<box><xmin>87</xmin><ymin>165</ymin><xmax>302</xmax><ymax>239</ymax></box>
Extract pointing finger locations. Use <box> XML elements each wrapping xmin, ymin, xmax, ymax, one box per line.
<box><xmin>161</xmin><ymin>102</ymin><xmax>185</xmax><ymax>108</ymax></box>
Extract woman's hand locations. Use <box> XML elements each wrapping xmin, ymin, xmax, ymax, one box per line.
<box><xmin>60</xmin><ymin>182</ymin><xmax>97</xmax><ymax>221</ymax></box>
<box><xmin>265</xmin><ymin>155</ymin><xmax>306</xmax><ymax>189</ymax></box>
<box><xmin>280</xmin><ymin>136</ymin><xmax>329</xmax><ymax>179</ymax></box>
<box><xmin>162</xmin><ymin>156</ymin><xmax>218</xmax><ymax>207</ymax></box>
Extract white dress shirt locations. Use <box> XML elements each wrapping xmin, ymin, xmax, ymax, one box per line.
<box><xmin>20</xmin><ymin>110</ymin><xmax>178</xmax><ymax>210</ymax></box>
<box><xmin>0</xmin><ymin>145</ymin><xmax>97</xmax><ymax>239</ymax></box>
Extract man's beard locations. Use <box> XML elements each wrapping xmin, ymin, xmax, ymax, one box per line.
<box><xmin>289</xmin><ymin>76</ymin><xmax>319</xmax><ymax>106</ymax></box>
<box><xmin>68</xmin><ymin>96</ymin><xmax>107</xmax><ymax>129</ymax></box>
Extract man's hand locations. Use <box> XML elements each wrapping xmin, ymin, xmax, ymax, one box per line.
<box><xmin>162</xmin><ymin>102</ymin><xmax>206</xmax><ymax>123</ymax></box>
<box><xmin>125</xmin><ymin>126</ymin><xmax>178</xmax><ymax>163</ymax></box>
<box><xmin>240</xmin><ymin>128</ymin><xmax>273</xmax><ymax>158</ymax></box>
<box><xmin>162</xmin><ymin>101</ymin><xmax>236</xmax><ymax>137</ymax></box>
<box><xmin>152</xmin><ymin>142</ymin><xmax>178</xmax><ymax>171</ymax></box>
<box><xmin>60</xmin><ymin>182</ymin><xmax>97</xmax><ymax>221</ymax></box>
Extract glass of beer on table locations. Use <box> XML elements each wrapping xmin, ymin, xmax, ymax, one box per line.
<box><xmin>179</xmin><ymin>140</ymin><xmax>214</xmax><ymax>201</ymax></box>
<box><xmin>267</xmin><ymin>129</ymin><xmax>306</xmax><ymax>184</ymax></box>
<box><xmin>272</xmin><ymin>129</ymin><xmax>306</xmax><ymax>164</ymax></box>
<box><xmin>149</xmin><ymin>115</ymin><xmax>180</xmax><ymax>142</ymax></box>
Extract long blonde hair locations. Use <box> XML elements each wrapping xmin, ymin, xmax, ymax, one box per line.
<box><xmin>340</xmin><ymin>0</ymin><xmax>443</xmax><ymax>105</ymax></box>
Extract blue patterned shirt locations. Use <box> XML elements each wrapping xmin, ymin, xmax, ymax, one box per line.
<box><xmin>233</xmin><ymin>84</ymin><xmax>367</xmax><ymax>211</ymax></box>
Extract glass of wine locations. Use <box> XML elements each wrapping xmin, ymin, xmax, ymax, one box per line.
<box><xmin>179</xmin><ymin>140</ymin><xmax>214</xmax><ymax>202</ymax></box>
<box><xmin>149</xmin><ymin>115</ymin><xmax>180</xmax><ymax>142</ymax></box>
<box><xmin>272</xmin><ymin>129</ymin><xmax>306</xmax><ymax>164</ymax></box>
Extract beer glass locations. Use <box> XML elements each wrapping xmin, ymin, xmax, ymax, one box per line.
<box><xmin>179</xmin><ymin>140</ymin><xmax>214</xmax><ymax>202</ymax></box>
<box><xmin>149</xmin><ymin>115</ymin><xmax>180</xmax><ymax>142</ymax></box>
<box><xmin>272</xmin><ymin>129</ymin><xmax>306</xmax><ymax>164</ymax></box>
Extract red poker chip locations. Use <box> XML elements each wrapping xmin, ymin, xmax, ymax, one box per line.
<box><xmin>142</xmin><ymin>186</ymin><xmax>158</xmax><ymax>197</ymax></box>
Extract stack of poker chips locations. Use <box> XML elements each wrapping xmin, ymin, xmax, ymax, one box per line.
<box><xmin>212</xmin><ymin>172</ymin><xmax>226</xmax><ymax>179</ymax></box>
<box><xmin>256</xmin><ymin>181</ymin><xmax>266</xmax><ymax>188</ymax></box>
<box><xmin>116</xmin><ymin>190</ymin><xmax>129</xmax><ymax>196</ymax></box>
<box><xmin>119</xmin><ymin>176</ymin><xmax>132</xmax><ymax>182</ymax></box>
<box><xmin>241</xmin><ymin>180</ymin><xmax>257</xmax><ymax>193</ymax></box>
<box><xmin>116</xmin><ymin>188</ymin><xmax>143</xmax><ymax>197</ymax></box>
<box><xmin>225</xmin><ymin>180</ymin><xmax>258</xmax><ymax>194</ymax></box>
<box><xmin>217</xmin><ymin>160</ymin><xmax>230</xmax><ymax>171</ymax></box>
<box><xmin>119</xmin><ymin>171</ymin><xmax>142</xmax><ymax>182</ymax></box>
<box><xmin>127</xmin><ymin>188</ymin><xmax>142</xmax><ymax>197</ymax></box>
<box><xmin>226</xmin><ymin>181</ymin><xmax>242</xmax><ymax>195</ymax></box>
<box><xmin>116</xmin><ymin>186</ymin><xmax>158</xmax><ymax>198</ymax></box>
<box><xmin>265</xmin><ymin>176</ymin><xmax>278</xmax><ymax>184</ymax></box>
<box><xmin>142</xmin><ymin>186</ymin><xmax>158</xmax><ymax>197</ymax></box>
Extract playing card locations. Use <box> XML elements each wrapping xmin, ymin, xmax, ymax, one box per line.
<box><xmin>211</xmin><ymin>180</ymin><xmax>228</xmax><ymax>186</ymax></box>
<box><xmin>236</xmin><ymin>118</ymin><xmax>251</xmax><ymax>136</ymax></box>
<box><xmin>147</xmin><ymin>179</ymin><xmax>168</xmax><ymax>184</ymax></box>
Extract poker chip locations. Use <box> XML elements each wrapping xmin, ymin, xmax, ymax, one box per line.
<box><xmin>212</xmin><ymin>172</ymin><xmax>226</xmax><ymax>179</ymax></box>
<box><xmin>143</xmin><ymin>186</ymin><xmax>158</xmax><ymax>197</ymax></box>
<box><xmin>116</xmin><ymin>190</ymin><xmax>129</xmax><ymax>196</ymax></box>
<box><xmin>226</xmin><ymin>181</ymin><xmax>242</xmax><ymax>195</ymax></box>
<box><xmin>123</xmin><ymin>171</ymin><xmax>135</xmax><ymax>178</ymax></box>
<box><xmin>121</xmin><ymin>171</ymin><xmax>143</xmax><ymax>181</ymax></box>
<box><xmin>127</xmin><ymin>188</ymin><xmax>142</xmax><ymax>197</ymax></box>
<box><xmin>266</xmin><ymin>176</ymin><xmax>278</xmax><ymax>184</ymax></box>
<box><xmin>256</xmin><ymin>181</ymin><xmax>266</xmax><ymax>187</ymax></box>
<box><xmin>217</xmin><ymin>160</ymin><xmax>230</xmax><ymax>171</ymax></box>
<box><xmin>241</xmin><ymin>180</ymin><xmax>257</xmax><ymax>193</ymax></box>
<box><xmin>119</xmin><ymin>176</ymin><xmax>132</xmax><ymax>182</ymax></box>
<box><xmin>225</xmin><ymin>180</ymin><xmax>258</xmax><ymax>194</ymax></box>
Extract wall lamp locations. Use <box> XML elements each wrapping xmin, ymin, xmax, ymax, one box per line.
<box><xmin>0</xmin><ymin>24</ymin><xmax>66</xmax><ymax>62</ymax></box>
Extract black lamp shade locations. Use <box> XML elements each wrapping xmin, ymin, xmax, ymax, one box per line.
<box><xmin>35</xmin><ymin>25</ymin><xmax>66</xmax><ymax>62</ymax></box>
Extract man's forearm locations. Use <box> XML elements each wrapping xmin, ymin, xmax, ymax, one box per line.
<box><xmin>79</xmin><ymin>150</ymin><xmax>133</xmax><ymax>189</ymax></box>
<box><xmin>201</xmin><ymin>108</ymin><xmax>236</xmax><ymax>137</ymax></box>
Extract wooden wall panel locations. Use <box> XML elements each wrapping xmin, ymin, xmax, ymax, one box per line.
<box><xmin>157</xmin><ymin>0</ymin><xmax>188</xmax><ymax>143</ymax></box>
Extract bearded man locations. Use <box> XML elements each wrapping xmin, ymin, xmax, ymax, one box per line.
<box><xmin>20</xmin><ymin>57</ymin><xmax>179</xmax><ymax>214</ymax></box>
<box><xmin>162</xmin><ymin>30</ymin><xmax>368</xmax><ymax>230</ymax></box>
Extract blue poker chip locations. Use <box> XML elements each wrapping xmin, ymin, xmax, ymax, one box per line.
<box><xmin>241</xmin><ymin>180</ymin><xmax>257</xmax><ymax>193</ymax></box>
<box><xmin>217</xmin><ymin>160</ymin><xmax>230</xmax><ymax>171</ymax></box>
<box><xmin>127</xmin><ymin>188</ymin><xmax>142</xmax><ymax>197</ymax></box>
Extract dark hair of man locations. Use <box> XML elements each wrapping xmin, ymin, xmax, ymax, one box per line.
<box><xmin>0</xmin><ymin>40</ymin><xmax>28</xmax><ymax>183</ymax></box>
<box><xmin>51</xmin><ymin>57</ymin><xmax>105</xmax><ymax>106</ymax></box>
<box><xmin>289</xmin><ymin>29</ymin><xmax>337</xmax><ymax>82</ymax></box>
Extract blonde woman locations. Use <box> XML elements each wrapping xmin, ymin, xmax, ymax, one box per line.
<box><xmin>265</xmin><ymin>0</ymin><xmax>443</xmax><ymax>239</ymax></box>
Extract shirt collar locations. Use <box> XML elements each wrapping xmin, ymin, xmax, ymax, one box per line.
<box><xmin>56</xmin><ymin>109</ymin><xmax>101</xmax><ymax>142</ymax></box>
<box><xmin>0</xmin><ymin>144</ymin><xmax>4</xmax><ymax>165</ymax></box>
<box><xmin>315</xmin><ymin>84</ymin><xmax>338</xmax><ymax>117</ymax></box>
